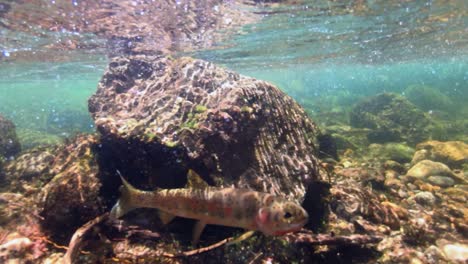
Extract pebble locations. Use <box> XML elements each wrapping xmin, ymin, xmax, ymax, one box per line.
<box><xmin>411</xmin><ymin>149</ymin><xmax>429</xmax><ymax>166</ymax></box>
<box><xmin>424</xmin><ymin>245</ymin><xmax>447</xmax><ymax>264</ymax></box>
<box><xmin>442</xmin><ymin>243</ymin><xmax>468</xmax><ymax>262</ymax></box>
<box><xmin>383</xmin><ymin>160</ymin><xmax>406</xmax><ymax>174</ymax></box>
<box><xmin>411</xmin><ymin>191</ymin><xmax>436</xmax><ymax>206</ymax></box>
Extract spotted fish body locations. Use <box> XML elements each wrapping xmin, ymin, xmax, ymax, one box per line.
<box><xmin>110</xmin><ymin>171</ymin><xmax>309</xmax><ymax>243</ymax></box>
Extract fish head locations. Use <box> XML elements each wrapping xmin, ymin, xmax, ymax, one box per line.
<box><xmin>255</xmin><ymin>200</ymin><xmax>309</xmax><ymax>236</ymax></box>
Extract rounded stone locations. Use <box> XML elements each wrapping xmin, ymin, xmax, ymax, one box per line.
<box><xmin>411</xmin><ymin>149</ymin><xmax>430</xmax><ymax>166</ymax></box>
<box><xmin>426</xmin><ymin>176</ymin><xmax>455</xmax><ymax>188</ymax></box>
<box><xmin>424</xmin><ymin>245</ymin><xmax>447</xmax><ymax>263</ymax></box>
<box><xmin>411</xmin><ymin>191</ymin><xmax>436</xmax><ymax>206</ymax></box>
<box><xmin>383</xmin><ymin>160</ymin><xmax>406</xmax><ymax>175</ymax></box>
<box><xmin>442</xmin><ymin>243</ymin><xmax>468</xmax><ymax>262</ymax></box>
<box><xmin>406</xmin><ymin>160</ymin><xmax>454</xmax><ymax>179</ymax></box>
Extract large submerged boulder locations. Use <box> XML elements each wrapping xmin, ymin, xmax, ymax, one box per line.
<box><xmin>89</xmin><ymin>55</ymin><xmax>321</xmax><ymax>198</ymax></box>
<box><xmin>0</xmin><ymin>134</ymin><xmax>103</xmax><ymax>244</ymax></box>
<box><xmin>349</xmin><ymin>93</ymin><xmax>433</xmax><ymax>145</ymax></box>
<box><xmin>36</xmin><ymin>135</ymin><xmax>103</xmax><ymax>241</ymax></box>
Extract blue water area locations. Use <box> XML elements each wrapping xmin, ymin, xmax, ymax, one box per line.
<box><xmin>194</xmin><ymin>0</ymin><xmax>468</xmax><ymax>119</ymax></box>
<box><xmin>0</xmin><ymin>0</ymin><xmax>467</xmax><ymax>147</ymax></box>
<box><xmin>233</xmin><ymin>59</ymin><xmax>468</xmax><ymax>116</ymax></box>
<box><xmin>0</xmin><ymin>58</ymin><xmax>107</xmax><ymax>136</ymax></box>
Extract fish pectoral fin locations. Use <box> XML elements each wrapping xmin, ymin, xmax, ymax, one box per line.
<box><xmin>186</xmin><ymin>169</ymin><xmax>210</xmax><ymax>189</ymax></box>
<box><xmin>226</xmin><ymin>230</ymin><xmax>256</xmax><ymax>246</ymax></box>
<box><xmin>158</xmin><ymin>211</ymin><xmax>176</xmax><ymax>225</ymax></box>
<box><xmin>192</xmin><ymin>220</ymin><xmax>207</xmax><ymax>246</ymax></box>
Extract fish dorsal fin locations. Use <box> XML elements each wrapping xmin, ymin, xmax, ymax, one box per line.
<box><xmin>158</xmin><ymin>211</ymin><xmax>176</xmax><ymax>225</ymax></box>
<box><xmin>186</xmin><ymin>169</ymin><xmax>209</xmax><ymax>189</ymax></box>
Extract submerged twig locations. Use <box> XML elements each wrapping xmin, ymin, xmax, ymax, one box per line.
<box><xmin>62</xmin><ymin>212</ymin><xmax>109</xmax><ymax>264</ymax></box>
<box><xmin>162</xmin><ymin>236</ymin><xmax>235</xmax><ymax>258</ymax></box>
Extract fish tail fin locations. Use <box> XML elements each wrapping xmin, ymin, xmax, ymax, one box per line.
<box><xmin>110</xmin><ymin>171</ymin><xmax>139</xmax><ymax>219</ymax></box>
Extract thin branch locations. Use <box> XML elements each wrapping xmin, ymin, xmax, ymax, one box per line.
<box><xmin>162</xmin><ymin>236</ymin><xmax>235</xmax><ymax>258</ymax></box>
<box><xmin>62</xmin><ymin>212</ymin><xmax>109</xmax><ymax>264</ymax></box>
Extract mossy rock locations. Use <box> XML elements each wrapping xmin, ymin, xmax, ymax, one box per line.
<box><xmin>368</xmin><ymin>143</ymin><xmax>415</xmax><ymax>163</ymax></box>
<box><xmin>404</xmin><ymin>84</ymin><xmax>454</xmax><ymax>114</ymax></box>
<box><xmin>349</xmin><ymin>93</ymin><xmax>433</xmax><ymax>145</ymax></box>
<box><xmin>37</xmin><ymin>135</ymin><xmax>104</xmax><ymax>242</ymax></box>
<box><xmin>16</xmin><ymin>128</ymin><xmax>64</xmax><ymax>150</ymax></box>
<box><xmin>0</xmin><ymin>114</ymin><xmax>21</xmax><ymax>158</ymax></box>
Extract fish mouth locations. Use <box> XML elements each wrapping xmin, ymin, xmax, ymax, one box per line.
<box><xmin>273</xmin><ymin>220</ymin><xmax>308</xmax><ymax>236</ymax></box>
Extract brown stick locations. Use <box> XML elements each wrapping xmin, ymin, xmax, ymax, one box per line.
<box><xmin>162</xmin><ymin>231</ymin><xmax>383</xmax><ymax>258</ymax></box>
<box><xmin>162</xmin><ymin>236</ymin><xmax>235</xmax><ymax>258</ymax></box>
<box><xmin>62</xmin><ymin>212</ymin><xmax>109</xmax><ymax>264</ymax></box>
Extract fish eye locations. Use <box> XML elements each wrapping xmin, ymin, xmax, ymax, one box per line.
<box><xmin>283</xmin><ymin>212</ymin><xmax>292</xmax><ymax>219</ymax></box>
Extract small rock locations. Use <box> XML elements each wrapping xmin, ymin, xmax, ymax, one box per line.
<box><xmin>384</xmin><ymin>169</ymin><xmax>399</xmax><ymax>179</ymax></box>
<box><xmin>411</xmin><ymin>191</ymin><xmax>436</xmax><ymax>206</ymax></box>
<box><xmin>410</xmin><ymin>257</ymin><xmax>424</xmax><ymax>264</ymax></box>
<box><xmin>426</xmin><ymin>176</ymin><xmax>455</xmax><ymax>188</ymax></box>
<box><xmin>443</xmin><ymin>187</ymin><xmax>467</xmax><ymax>203</ymax></box>
<box><xmin>424</xmin><ymin>245</ymin><xmax>447</xmax><ymax>264</ymax></box>
<box><xmin>342</xmin><ymin>160</ymin><xmax>353</xmax><ymax>168</ymax></box>
<box><xmin>442</xmin><ymin>243</ymin><xmax>468</xmax><ymax>262</ymax></box>
<box><xmin>411</xmin><ymin>149</ymin><xmax>430</xmax><ymax>166</ymax></box>
<box><xmin>398</xmin><ymin>189</ymin><xmax>409</xmax><ymax>198</ymax></box>
<box><xmin>0</xmin><ymin>237</ymin><xmax>33</xmax><ymax>258</ymax></box>
<box><xmin>406</xmin><ymin>160</ymin><xmax>454</xmax><ymax>179</ymax></box>
<box><xmin>384</xmin><ymin>160</ymin><xmax>406</xmax><ymax>174</ymax></box>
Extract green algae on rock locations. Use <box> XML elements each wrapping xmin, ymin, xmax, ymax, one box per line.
<box><xmin>0</xmin><ymin>146</ymin><xmax>57</xmax><ymax>194</ymax></box>
<box><xmin>16</xmin><ymin>129</ymin><xmax>63</xmax><ymax>150</ymax></box>
<box><xmin>404</xmin><ymin>84</ymin><xmax>455</xmax><ymax>113</ymax></box>
<box><xmin>0</xmin><ymin>115</ymin><xmax>21</xmax><ymax>158</ymax></box>
<box><xmin>35</xmin><ymin>135</ymin><xmax>104</xmax><ymax>242</ymax></box>
<box><xmin>349</xmin><ymin>93</ymin><xmax>433</xmax><ymax>145</ymax></box>
<box><xmin>368</xmin><ymin>143</ymin><xmax>415</xmax><ymax>163</ymax></box>
<box><xmin>88</xmin><ymin>55</ymin><xmax>322</xmax><ymax>199</ymax></box>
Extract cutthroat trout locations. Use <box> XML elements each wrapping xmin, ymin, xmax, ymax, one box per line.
<box><xmin>110</xmin><ymin>170</ymin><xmax>308</xmax><ymax>244</ymax></box>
